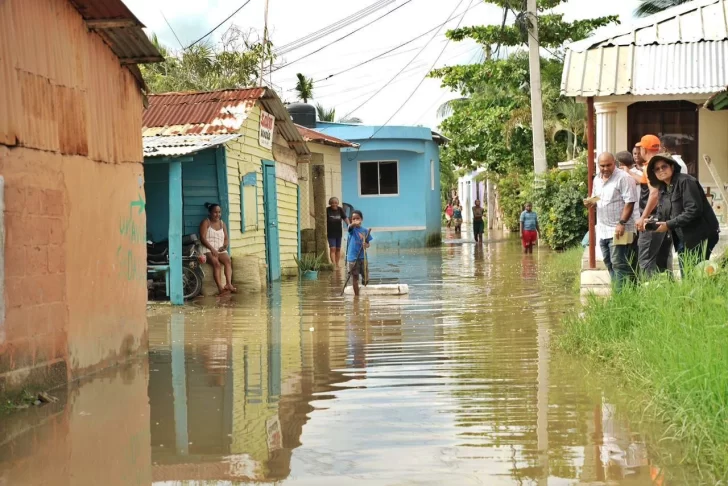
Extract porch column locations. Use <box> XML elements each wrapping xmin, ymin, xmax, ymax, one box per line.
<box><xmin>595</xmin><ymin>102</ymin><xmax>618</xmax><ymax>156</ymax></box>
<box><xmin>169</xmin><ymin>160</ymin><xmax>183</xmax><ymax>305</ymax></box>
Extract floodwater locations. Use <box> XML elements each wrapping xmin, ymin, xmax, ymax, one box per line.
<box><xmin>0</xmin><ymin>232</ymin><xmax>686</xmax><ymax>485</ymax></box>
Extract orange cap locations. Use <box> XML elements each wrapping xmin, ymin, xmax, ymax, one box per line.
<box><xmin>637</xmin><ymin>134</ymin><xmax>661</xmax><ymax>151</ymax></box>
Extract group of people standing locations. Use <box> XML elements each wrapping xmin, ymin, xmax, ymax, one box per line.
<box><xmin>587</xmin><ymin>133</ymin><xmax>720</xmax><ymax>290</ymax></box>
<box><xmin>445</xmin><ymin>198</ymin><xmax>486</xmax><ymax>243</ymax></box>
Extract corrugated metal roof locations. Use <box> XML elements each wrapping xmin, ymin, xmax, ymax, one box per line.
<box><xmin>143</xmin><ymin>88</ymin><xmax>310</xmax><ymax>156</ymax></box>
<box><xmin>562</xmin><ymin>0</ymin><xmax>728</xmax><ymax>97</ymax></box>
<box><xmin>143</xmin><ymin>134</ymin><xmax>241</xmax><ymax>157</ymax></box>
<box><xmin>67</xmin><ymin>0</ymin><xmax>163</xmax><ymax>65</ymax></box>
<box><xmin>296</xmin><ymin>124</ymin><xmax>358</xmax><ymax>148</ymax></box>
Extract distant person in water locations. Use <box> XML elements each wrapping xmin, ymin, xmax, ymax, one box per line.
<box><xmin>452</xmin><ymin>202</ymin><xmax>463</xmax><ymax>234</ymax></box>
<box><xmin>326</xmin><ymin>197</ymin><xmax>349</xmax><ymax>269</ymax></box>
<box><xmin>472</xmin><ymin>200</ymin><xmax>485</xmax><ymax>244</ymax></box>
<box><xmin>200</xmin><ymin>203</ymin><xmax>235</xmax><ymax>294</ymax></box>
<box><xmin>445</xmin><ymin>201</ymin><xmax>454</xmax><ymax>228</ymax></box>
<box><xmin>519</xmin><ymin>202</ymin><xmax>540</xmax><ymax>254</ymax></box>
<box><xmin>346</xmin><ymin>210</ymin><xmax>373</xmax><ymax>296</ymax></box>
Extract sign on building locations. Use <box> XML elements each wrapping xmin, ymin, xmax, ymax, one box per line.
<box><xmin>259</xmin><ymin>110</ymin><xmax>275</xmax><ymax>150</ymax></box>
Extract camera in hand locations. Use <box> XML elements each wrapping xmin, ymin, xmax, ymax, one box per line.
<box><xmin>644</xmin><ymin>218</ymin><xmax>659</xmax><ymax>231</ymax></box>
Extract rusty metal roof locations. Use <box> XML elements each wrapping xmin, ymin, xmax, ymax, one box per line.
<box><xmin>296</xmin><ymin>124</ymin><xmax>358</xmax><ymax>148</ymax></box>
<box><xmin>143</xmin><ymin>134</ymin><xmax>241</xmax><ymax>157</ymax></box>
<box><xmin>68</xmin><ymin>0</ymin><xmax>163</xmax><ymax>65</ymax></box>
<box><xmin>562</xmin><ymin>0</ymin><xmax>728</xmax><ymax>98</ymax></box>
<box><xmin>143</xmin><ymin>88</ymin><xmax>310</xmax><ymax>156</ymax></box>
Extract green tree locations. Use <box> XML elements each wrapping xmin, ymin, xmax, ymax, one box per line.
<box><xmin>316</xmin><ymin>103</ymin><xmax>336</xmax><ymax>122</ymax></box>
<box><xmin>141</xmin><ymin>26</ymin><xmax>274</xmax><ymax>93</ymax></box>
<box><xmin>294</xmin><ymin>73</ymin><xmax>314</xmax><ymax>103</ymax></box>
<box><xmin>430</xmin><ymin>1</ymin><xmax>616</xmax><ymax>175</ymax></box>
<box><xmin>635</xmin><ymin>0</ymin><xmax>691</xmax><ymax>17</ymax></box>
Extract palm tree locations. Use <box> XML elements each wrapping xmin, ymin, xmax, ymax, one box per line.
<box><xmin>635</xmin><ymin>0</ymin><xmax>691</xmax><ymax>17</ymax></box>
<box><xmin>294</xmin><ymin>73</ymin><xmax>314</xmax><ymax>103</ymax></box>
<box><xmin>547</xmin><ymin>99</ymin><xmax>587</xmax><ymax>160</ymax></box>
<box><xmin>316</xmin><ymin>103</ymin><xmax>336</xmax><ymax>122</ymax></box>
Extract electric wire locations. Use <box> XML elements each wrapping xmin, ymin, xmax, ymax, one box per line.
<box><xmin>270</xmin><ymin>0</ymin><xmax>417</xmax><ymax>73</ymax></box>
<box><xmin>340</xmin><ymin>0</ymin><xmax>468</xmax><ymax>122</ymax></box>
<box><xmin>186</xmin><ymin>0</ymin><xmax>254</xmax><ymax>49</ymax></box>
<box><xmin>275</xmin><ymin>0</ymin><xmax>395</xmax><ymax>55</ymax></box>
<box><xmin>368</xmin><ymin>0</ymin><xmax>475</xmax><ymax>139</ymax></box>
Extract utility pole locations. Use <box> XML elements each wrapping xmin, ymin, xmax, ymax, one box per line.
<box><xmin>526</xmin><ymin>0</ymin><xmax>548</xmax><ymax>175</ymax></box>
<box><xmin>259</xmin><ymin>0</ymin><xmax>270</xmax><ymax>87</ymax></box>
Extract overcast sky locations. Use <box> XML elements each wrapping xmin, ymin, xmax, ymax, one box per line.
<box><xmin>124</xmin><ymin>0</ymin><xmax>641</xmax><ymax>130</ymax></box>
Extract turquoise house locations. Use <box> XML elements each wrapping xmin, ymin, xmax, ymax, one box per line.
<box><xmin>315</xmin><ymin>123</ymin><xmax>446</xmax><ymax>248</ymax></box>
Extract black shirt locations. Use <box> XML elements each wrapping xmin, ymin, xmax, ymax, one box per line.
<box><xmin>326</xmin><ymin>207</ymin><xmax>347</xmax><ymax>238</ymax></box>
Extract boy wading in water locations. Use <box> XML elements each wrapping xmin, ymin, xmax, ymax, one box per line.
<box><xmin>346</xmin><ymin>210</ymin><xmax>373</xmax><ymax>296</ymax></box>
<box><xmin>326</xmin><ymin>197</ymin><xmax>350</xmax><ymax>269</ymax></box>
<box><xmin>519</xmin><ymin>202</ymin><xmax>540</xmax><ymax>254</ymax></box>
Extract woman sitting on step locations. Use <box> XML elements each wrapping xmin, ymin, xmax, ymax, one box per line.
<box><xmin>200</xmin><ymin>203</ymin><xmax>236</xmax><ymax>294</ymax></box>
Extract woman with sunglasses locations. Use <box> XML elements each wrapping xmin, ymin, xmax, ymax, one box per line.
<box><xmin>646</xmin><ymin>153</ymin><xmax>719</xmax><ymax>271</ymax></box>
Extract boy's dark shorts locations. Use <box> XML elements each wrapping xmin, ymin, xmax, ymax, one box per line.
<box><xmin>347</xmin><ymin>260</ymin><xmax>364</xmax><ymax>277</ymax></box>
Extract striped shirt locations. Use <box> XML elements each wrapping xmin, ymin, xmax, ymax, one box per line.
<box><xmin>592</xmin><ymin>169</ymin><xmax>637</xmax><ymax>241</ymax></box>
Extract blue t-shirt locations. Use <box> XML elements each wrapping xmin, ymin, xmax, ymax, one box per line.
<box><xmin>520</xmin><ymin>210</ymin><xmax>538</xmax><ymax>231</ymax></box>
<box><xmin>347</xmin><ymin>226</ymin><xmax>373</xmax><ymax>262</ymax></box>
<box><xmin>453</xmin><ymin>207</ymin><xmax>462</xmax><ymax>219</ymax></box>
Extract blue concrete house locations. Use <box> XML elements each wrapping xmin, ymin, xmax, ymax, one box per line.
<box><xmin>315</xmin><ymin>123</ymin><xmax>446</xmax><ymax>248</ymax></box>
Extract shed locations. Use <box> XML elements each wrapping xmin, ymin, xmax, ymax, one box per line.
<box><xmin>142</xmin><ymin>88</ymin><xmax>310</xmax><ymax>301</ymax></box>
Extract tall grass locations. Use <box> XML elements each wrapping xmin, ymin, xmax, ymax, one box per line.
<box><xmin>559</xmin><ymin>270</ymin><xmax>728</xmax><ymax>481</ymax></box>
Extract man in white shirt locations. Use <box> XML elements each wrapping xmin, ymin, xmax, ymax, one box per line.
<box><xmin>586</xmin><ymin>152</ymin><xmax>637</xmax><ymax>291</ymax></box>
<box><xmin>616</xmin><ymin>150</ymin><xmax>642</xmax><ymax>219</ymax></box>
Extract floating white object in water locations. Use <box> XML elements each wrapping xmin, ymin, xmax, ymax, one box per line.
<box><xmin>344</xmin><ymin>284</ymin><xmax>409</xmax><ymax>296</ymax></box>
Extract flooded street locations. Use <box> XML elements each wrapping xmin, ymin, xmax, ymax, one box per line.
<box><xmin>1</xmin><ymin>234</ymin><xmax>679</xmax><ymax>485</ymax></box>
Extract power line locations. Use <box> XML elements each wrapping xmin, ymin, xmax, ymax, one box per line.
<box><xmin>369</xmin><ymin>0</ymin><xmax>475</xmax><ymax>138</ymax></box>
<box><xmin>305</xmin><ymin>2</ymin><xmax>481</xmax><ymax>86</ymax></box>
<box><xmin>275</xmin><ymin>0</ymin><xmax>395</xmax><ymax>55</ymax></box>
<box><xmin>160</xmin><ymin>10</ymin><xmax>184</xmax><ymax>50</ymax></box>
<box><xmin>340</xmin><ymin>0</ymin><xmax>468</xmax><ymax>122</ymax></box>
<box><xmin>186</xmin><ymin>0</ymin><xmax>254</xmax><ymax>49</ymax></box>
<box><xmin>270</xmin><ymin>0</ymin><xmax>417</xmax><ymax>73</ymax></box>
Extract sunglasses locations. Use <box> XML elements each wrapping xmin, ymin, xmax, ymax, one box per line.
<box><xmin>654</xmin><ymin>164</ymin><xmax>672</xmax><ymax>173</ymax></box>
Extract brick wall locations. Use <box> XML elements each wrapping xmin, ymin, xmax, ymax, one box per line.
<box><xmin>0</xmin><ymin>149</ymin><xmax>69</xmax><ymax>394</ymax></box>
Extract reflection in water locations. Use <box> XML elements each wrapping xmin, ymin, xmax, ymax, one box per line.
<box><xmin>0</xmin><ymin>236</ymin><xmax>687</xmax><ymax>485</ymax></box>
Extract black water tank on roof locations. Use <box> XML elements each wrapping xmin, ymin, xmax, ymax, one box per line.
<box><xmin>287</xmin><ymin>102</ymin><xmax>316</xmax><ymax>128</ymax></box>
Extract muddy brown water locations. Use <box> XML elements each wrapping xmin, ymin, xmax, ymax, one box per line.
<box><xmin>0</xmin><ymin>234</ymin><xmax>689</xmax><ymax>485</ymax></box>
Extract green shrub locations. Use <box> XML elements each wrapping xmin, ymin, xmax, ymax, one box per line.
<box><xmin>293</xmin><ymin>252</ymin><xmax>325</xmax><ymax>272</ymax></box>
<box><xmin>494</xmin><ymin>159</ymin><xmax>588</xmax><ymax>250</ymax></box>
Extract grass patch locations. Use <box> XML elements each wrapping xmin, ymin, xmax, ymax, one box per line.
<box><xmin>540</xmin><ymin>245</ymin><xmax>583</xmax><ymax>294</ymax></box>
<box><xmin>559</xmin><ymin>270</ymin><xmax>728</xmax><ymax>482</ymax></box>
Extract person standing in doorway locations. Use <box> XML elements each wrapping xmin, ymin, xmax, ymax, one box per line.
<box><xmin>200</xmin><ymin>203</ymin><xmax>236</xmax><ymax>294</ymax></box>
<box><xmin>472</xmin><ymin>200</ymin><xmax>485</xmax><ymax>244</ymax></box>
<box><xmin>660</xmin><ymin>135</ymin><xmax>689</xmax><ymax>174</ymax></box>
<box><xmin>635</xmin><ymin>134</ymin><xmax>672</xmax><ymax>276</ymax></box>
<box><xmin>585</xmin><ymin>153</ymin><xmax>637</xmax><ymax>291</ymax></box>
<box><xmin>519</xmin><ymin>203</ymin><xmax>539</xmax><ymax>254</ymax></box>
<box><xmin>326</xmin><ymin>197</ymin><xmax>350</xmax><ymax>269</ymax></box>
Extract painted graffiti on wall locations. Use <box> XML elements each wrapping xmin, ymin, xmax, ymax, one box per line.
<box><xmin>117</xmin><ymin>194</ymin><xmax>147</xmax><ymax>282</ymax></box>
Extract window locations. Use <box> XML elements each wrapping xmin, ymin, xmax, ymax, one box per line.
<box><xmin>359</xmin><ymin>161</ymin><xmax>398</xmax><ymax>196</ymax></box>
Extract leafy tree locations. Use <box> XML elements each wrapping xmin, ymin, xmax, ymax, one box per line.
<box><xmin>294</xmin><ymin>73</ymin><xmax>314</xmax><ymax>103</ymax></box>
<box><xmin>141</xmin><ymin>26</ymin><xmax>274</xmax><ymax>93</ymax></box>
<box><xmin>635</xmin><ymin>0</ymin><xmax>691</xmax><ymax>17</ymax></box>
<box><xmin>430</xmin><ymin>1</ymin><xmax>617</xmax><ymax>175</ymax></box>
<box><xmin>316</xmin><ymin>103</ymin><xmax>336</xmax><ymax>122</ymax></box>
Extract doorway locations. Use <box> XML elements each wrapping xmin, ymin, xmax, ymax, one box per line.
<box><xmin>628</xmin><ymin>101</ymin><xmax>699</xmax><ymax>177</ymax></box>
<box><xmin>262</xmin><ymin>160</ymin><xmax>281</xmax><ymax>281</ymax></box>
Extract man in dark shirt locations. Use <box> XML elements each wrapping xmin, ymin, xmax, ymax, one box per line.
<box><xmin>326</xmin><ymin>197</ymin><xmax>350</xmax><ymax>268</ymax></box>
